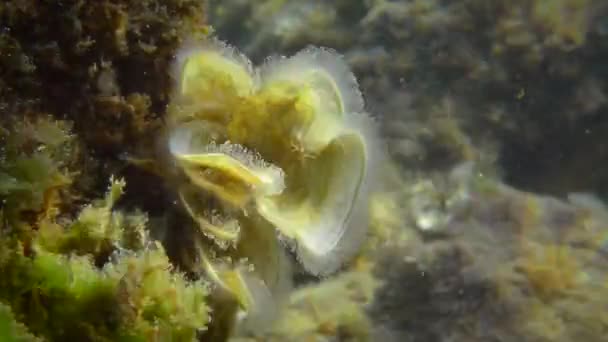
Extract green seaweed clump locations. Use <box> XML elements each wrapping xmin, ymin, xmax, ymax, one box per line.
<box><xmin>0</xmin><ymin>117</ymin><xmax>209</xmax><ymax>341</ymax></box>
<box><xmin>0</xmin><ymin>116</ymin><xmax>77</xmax><ymax>227</ymax></box>
<box><xmin>0</xmin><ymin>302</ymin><xmax>40</xmax><ymax>342</ymax></box>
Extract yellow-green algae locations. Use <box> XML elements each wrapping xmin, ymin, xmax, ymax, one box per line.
<box><xmin>161</xmin><ymin>38</ymin><xmax>384</xmax><ymax>336</ymax></box>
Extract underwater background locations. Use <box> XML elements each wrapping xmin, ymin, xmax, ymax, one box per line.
<box><xmin>1</xmin><ymin>0</ymin><xmax>608</xmax><ymax>341</ymax></box>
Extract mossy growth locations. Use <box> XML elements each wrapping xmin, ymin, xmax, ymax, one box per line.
<box><xmin>0</xmin><ymin>117</ymin><xmax>209</xmax><ymax>341</ymax></box>
<box><xmin>0</xmin><ymin>0</ymin><xmax>210</xmax><ymax>192</ymax></box>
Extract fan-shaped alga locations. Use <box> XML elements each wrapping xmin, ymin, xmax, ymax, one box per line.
<box><xmin>158</xmin><ymin>38</ymin><xmax>384</xmax><ymax>337</ymax></box>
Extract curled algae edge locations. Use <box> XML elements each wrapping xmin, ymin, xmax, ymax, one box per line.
<box><xmin>172</xmin><ymin>38</ymin><xmax>257</xmax><ymax>97</ymax></box>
